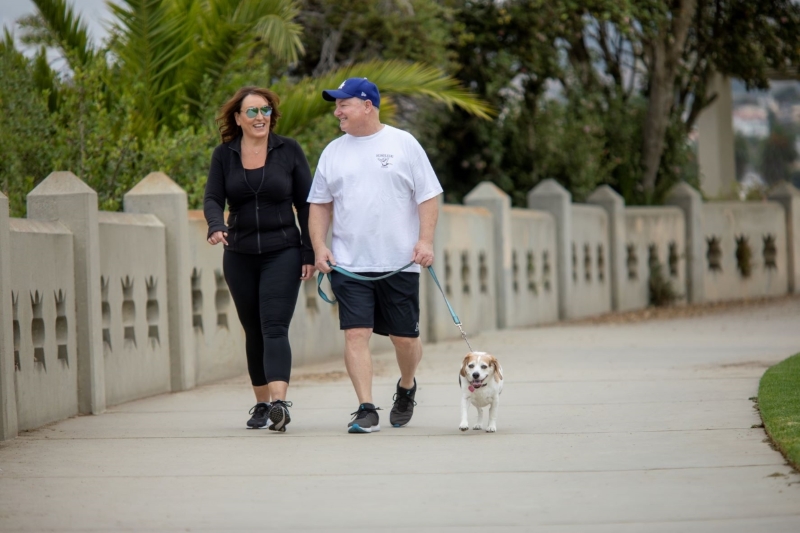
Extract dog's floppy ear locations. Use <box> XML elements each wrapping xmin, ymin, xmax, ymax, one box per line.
<box><xmin>489</xmin><ymin>355</ymin><xmax>503</xmax><ymax>382</ymax></box>
<box><xmin>460</xmin><ymin>354</ymin><xmax>472</xmax><ymax>378</ymax></box>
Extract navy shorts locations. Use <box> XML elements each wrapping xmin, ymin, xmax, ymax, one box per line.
<box><xmin>329</xmin><ymin>271</ymin><xmax>420</xmax><ymax>337</ymax></box>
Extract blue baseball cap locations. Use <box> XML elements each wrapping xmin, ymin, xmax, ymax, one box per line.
<box><xmin>322</xmin><ymin>78</ymin><xmax>380</xmax><ymax>109</ymax></box>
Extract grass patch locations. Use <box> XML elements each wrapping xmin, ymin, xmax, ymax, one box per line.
<box><xmin>758</xmin><ymin>353</ymin><xmax>800</xmax><ymax>470</ymax></box>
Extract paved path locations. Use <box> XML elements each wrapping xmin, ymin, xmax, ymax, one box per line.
<box><xmin>2</xmin><ymin>298</ymin><xmax>800</xmax><ymax>532</ymax></box>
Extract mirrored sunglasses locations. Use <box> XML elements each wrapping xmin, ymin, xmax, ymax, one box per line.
<box><xmin>244</xmin><ymin>105</ymin><xmax>273</xmax><ymax>119</ymax></box>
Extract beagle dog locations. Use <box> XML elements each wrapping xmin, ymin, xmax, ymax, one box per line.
<box><xmin>459</xmin><ymin>352</ymin><xmax>504</xmax><ymax>433</ymax></box>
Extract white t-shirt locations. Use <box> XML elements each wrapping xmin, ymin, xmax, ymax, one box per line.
<box><xmin>307</xmin><ymin>125</ymin><xmax>443</xmax><ymax>273</ymax></box>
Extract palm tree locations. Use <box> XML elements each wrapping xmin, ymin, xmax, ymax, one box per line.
<box><xmin>274</xmin><ymin>60</ymin><xmax>493</xmax><ymax>137</ymax></box>
<box><xmin>23</xmin><ymin>0</ymin><xmax>492</xmax><ymax>138</ymax></box>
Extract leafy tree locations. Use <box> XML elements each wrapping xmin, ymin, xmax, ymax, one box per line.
<box><xmin>415</xmin><ymin>0</ymin><xmax>573</xmax><ymax>204</ymax></box>
<box><xmin>294</xmin><ymin>0</ymin><xmax>456</xmax><ymax>76</ymax></box>
<box><xmin>0</xmin><ymin>33</ymin><xmax>54</xmax><ymax>215</ymax></box>
<box><xmin>2</xmin><ymin>0</ymin><xmax>491</xmax><ymax>214</ymax></box>
<box><xmin>426</xmin><ymin>0</ymin><xmax>800</xmax><ymax>205</ymax></box>
<box><xmin>560</xmin><ymin>0</ymin><xmax>800</xmax><ymax>202</ymax></box>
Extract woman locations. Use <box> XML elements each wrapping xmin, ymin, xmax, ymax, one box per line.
<box><xmin>204</xmin><ymin>86</ymin><xmax>315</xmax><ymax>432</ymax></box>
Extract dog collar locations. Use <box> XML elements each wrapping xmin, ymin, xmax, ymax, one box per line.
<box><xmin>468</xmin><ymin>383</ymin><xmax>487</xmax><ymax>392</ymax></box>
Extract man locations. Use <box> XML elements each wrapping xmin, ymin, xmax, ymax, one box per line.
<box><xmin>307</xmin><ymin>78</ymin><xmax>443</xmax><ymax>434</ymax></box>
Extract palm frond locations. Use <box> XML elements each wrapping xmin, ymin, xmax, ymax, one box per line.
<box><xmin>0</xmin><ymin>28</ymin><xmax>16</xmax><ymax>54</ymax></box>
<box><xmin>30</xmin><ymin>0</ymin><xmax>94</xmax><ymax>67</ymax></box>
<box><xmin>235</xmin><ymin>0</ymin><xmax>304</xmax><ymax>64</ymax></box>
<box><xmin>182</xmin><ymin>0</ymin><xmax>304</xmax><ymax>111</ymax></box>
<box><xmin>108</xmin><ymin>0</ymin><xmax>195</xmax><ymax>131</ymax></box>
<box><xmin>274</xmin><ymin>60</ymin><xmax>495</xmax><ymax>137</ymax></box>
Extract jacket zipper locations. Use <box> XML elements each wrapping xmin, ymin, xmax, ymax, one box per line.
<box><xmin>242</xmin><ymin>164</ymin><xmax>267</xmax><ymax>254</ymax></box>
<box><xmin>255</xmin><ymin>165</ymin><xmax>265</xmax><ymax>253</ymax></box>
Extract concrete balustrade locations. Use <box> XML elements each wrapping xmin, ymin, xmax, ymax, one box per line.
<box><xmin>124</xmin><ymin>173</ymin><xmax>196</xmax><ymax>392</ymax></box>
<box><xmin>430</xmin><ymin>203</ymin><xmax>496</xmax><ymax>343</ymax></box>
<box><xmin>621</xmin><ymin>207</ymin><xmax>686</xmax><ymax>310</ymax></box>
<box><xmin>1</xmin><ymin>173</ymin><xmax>799</xmax><ymax>440</ymax></box>
<box><xmin>98</xmin><ymin>212</ymin><xmax>171</xmax><ymax>406</ymax></box>
<box><xmin>587</xmin><ymin>186</ymin><xmax>626</xmax><ymax>311</ymax></box>
<box><xmin>186</xmin><ymin>211</ymin><xmax>247</xmax><ymax>385</ymax></box>
<box><xmin>529</xmin><ymin>180</ymin><xmax>612</xmax><ymax>320</ymax></box>
<box><xmin>701</xmin><ymin>201</ymin><xmax>788</xmax><ymax>301</ymax></box>
<box><xmin>666</xmin><ymin>183</ymin><xmax>706</xmax><ymax>303</ymax></box>
<box><xmin>769</xmin><ymin>183</ymin><xmax>800</xmax><ymax>294</ymax></box>
<box><xmin>9</xmin><ymin>218</ymin><xmax>77</xmax><ymax>431</ymax></box>
<box><xmin>27</xmin><ymin>172</ymin><xmax>106</xmax><ymax>414</ymax></box>
<box><xmin>0</xmin><ymin>192</ymin><xmax>18</xmax><ymax>440</ymax></box>
<box><xmin>528</xmin><ymin>180</ymin><xmax>573</xmax><ymax>320</ymax></box>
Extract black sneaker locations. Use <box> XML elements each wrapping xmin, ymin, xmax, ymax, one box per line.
<box><xmin>268</xmin><ymin>400</ymin><xmax>293</xmax><ymax>432</ymax></box>
<box><xmin>348</xmin><ymin>403</ymin><xmax>381</xmax><ymax>433</ymax></box>
<box><xmin>247</xmin><ymin>402</ymin><xmax>271</xmax><ymax>429</ymax></box>
<box><xmin>390</xmin><ymin>379</ymin><xmax>417</xmax><ymax>427</ymax></box>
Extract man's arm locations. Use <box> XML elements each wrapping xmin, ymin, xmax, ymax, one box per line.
<box><xmin>412</xmin><ymin>195</ymin><xmax>440</xmax><ymax>267</ymax></box>
<box><xmin>309</xmin><ymin>202</ymin><xmax>335</xmax><ymax>273</ymax></box>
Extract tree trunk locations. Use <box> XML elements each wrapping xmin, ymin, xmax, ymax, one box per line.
<box><xmin>640</xmin><ymin>0</ymin><xmax>697</xmax><ymax>200</ymax></box>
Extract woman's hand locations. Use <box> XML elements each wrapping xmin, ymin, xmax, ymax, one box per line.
<box><xmin>300</xmin><ymin>264</ymin><xmax>316</xmax><ymax>281</ymax></box>
<box><xmin>208</xmin><ymin>231</ymin><xmax>228</xmax><ymax>245</ymax></box>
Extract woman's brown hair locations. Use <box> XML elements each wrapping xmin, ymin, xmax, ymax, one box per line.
<box><xmin>216</xmin><ymin>86</ymin><xmax>282</xmax><ymax>143</ymax></box>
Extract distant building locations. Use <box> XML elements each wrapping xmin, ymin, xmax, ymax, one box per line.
<box><xmin>733</xmin><ymin>104</ymin><xmax>769</xmax><ymax>139</ymax></box>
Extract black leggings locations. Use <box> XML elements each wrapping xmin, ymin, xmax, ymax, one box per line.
<box><xmin>223</xmin><ymin>247</ymin><xmax>301</xmax><ymax>386</ymax></box>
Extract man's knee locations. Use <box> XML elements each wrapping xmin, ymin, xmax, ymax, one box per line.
<box><xmin>344</xmin><ymin>327</ymin><xmax>372</xmax><ymax>345</ymax></box>
<box><xmin>390</xmin><ymin>335</ymin><xmax>419</xmax><ymax>350</ymax></box>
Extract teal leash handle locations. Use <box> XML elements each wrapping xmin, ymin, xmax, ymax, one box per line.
<box><xmin>317</xmin><ymin>261</ymin><xmax>474</xmax><ymax>352</ymax></box>
<box><xmin>316</xmin><ymin>261</ymin><xmax>415</xmax><ymax>304</ymax></box>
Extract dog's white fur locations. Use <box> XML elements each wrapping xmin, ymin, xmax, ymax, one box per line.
<box><xmin>458</xmin><ymin>351</ymin><xmax>503</xmax><ymax>433</ymax></box>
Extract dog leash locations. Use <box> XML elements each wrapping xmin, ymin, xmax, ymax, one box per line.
<box><xmin>317</xmin><ymin>261</ymin><xmax>475</xmax><ymax>352</ymax></box>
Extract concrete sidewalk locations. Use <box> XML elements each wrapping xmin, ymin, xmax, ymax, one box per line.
<box><xmin>1</xmin><ymin>298</ymin><xmax>800</xmax><ymax>532</ymax></box>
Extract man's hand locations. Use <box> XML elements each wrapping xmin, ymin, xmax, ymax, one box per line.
<box><xmin>315</xmin><ymin>247</ymin><xmax>336</xmax><ymax>273</ymax></box>
<box><xmin>207</xmin><ymin>231</ymin><xmax>228</xmax><ymax>246</ymax></box>
<box><xmin>412</xmin><ymin>240</ymin><xmax>434</xmax><ymax>267</ymax></box>
<box><xmin>300</xmin><ymin>264</ymin><xmax>316</xmax><ymax>281</ymax></box>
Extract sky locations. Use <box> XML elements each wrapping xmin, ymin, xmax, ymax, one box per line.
<box><xmin>0</xmin><ymin>0</ymin><xmax>110</xmax><ymax>45</ymax></box>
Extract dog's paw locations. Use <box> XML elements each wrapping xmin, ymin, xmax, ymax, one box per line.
<box><xmin>459</xmin><ymin>422</ymin><xmax>469</xmax><ymax>432</ymax></box>
<box><xmin>472</xmin><ymin>424</ymin><xmax>483</xmax><ymax>430</ymax></box>
<box><xmin>485</xmin><ymin>425</ymin><xmax>497</xmax><ymax>433</ymax></box>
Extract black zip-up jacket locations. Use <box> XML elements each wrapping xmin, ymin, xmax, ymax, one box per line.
<box><xmin>204</xmin><ymin>132</ymin><xmax>314</xmax><ymax>264</ymax></box>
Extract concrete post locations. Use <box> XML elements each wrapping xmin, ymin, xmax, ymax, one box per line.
<box><xmin>528</xmin><ymin>180</ymin><xmax>572</xmax><ymax>320</ymax></box>
<box><xmin>587</xmin><ymin>186</ymin><xmax>626</xmax><ymax>311</ymax></box>
<box><xmin>0</xmin><ymin>192</ymin><xmax>18</xmax><ymax>440</ymax></box>
<box><xmin>665</xmin><ymin>183</ymin><xmax>705</xmax><ymax>304</ymax></box>
<box><xmin>697</xmin><ymin>73</ymin><xmax>737</xmax><ymax>199</ymax></box>
<box><xmin>768</xmin><ymin>182</ymin><xmax>800</xmax><ymax>293</ymax></box>
<box><xmin>124</xmin><ymin>173</ymin><xmax>196</xmax><ymax>391</ymax></box>
<box><xmin>426</xmin><ymin>194</ymin><xmax>445</xmax><ymax>343</ymax></box>
<box><xmin>27</xmin><ymin>172</ymin><xmax>106</xmax><ymax>414</ymax></box>
<box><xmin>464</xmin><ymin>182</ymin><xmax>512</xmax><ymax>329</ymax></box>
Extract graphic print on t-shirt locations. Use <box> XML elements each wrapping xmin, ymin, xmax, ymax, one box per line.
<box><xmin>376</xmin><ymin>153</ymin><xmax>393</xmax><ymax>168</ymax></box>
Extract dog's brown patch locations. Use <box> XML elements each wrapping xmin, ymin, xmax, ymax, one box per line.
<box><xmin>486</xmin><ymin>354</ymin><xmax>503</xmax><ymax>382</ymax></box>
<box><xmin>460</xmin><ymin>353</ymin><xmax>476</xmax><ymax>378</ymax></box>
